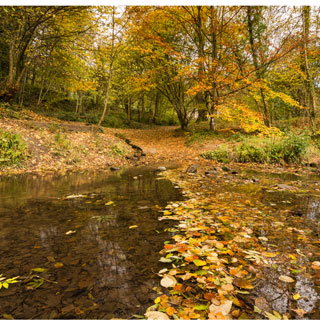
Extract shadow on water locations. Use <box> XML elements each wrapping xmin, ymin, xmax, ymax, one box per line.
<box><xmin>0</xmin><ymin>165</ymin><xmax>183</xmax><ymax>319</ymax></box>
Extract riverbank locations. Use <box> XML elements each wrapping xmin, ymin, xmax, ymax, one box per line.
<box><xmin>1</xmin><ymin>107</ymin><xmax>319</xmax><ymax>178</ymax></box>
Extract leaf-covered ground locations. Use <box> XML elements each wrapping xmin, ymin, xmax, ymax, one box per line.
<box><xmin>146</xmin><ymin>166</ymin><xmax>320</xmax><ymax>320</ymax></box>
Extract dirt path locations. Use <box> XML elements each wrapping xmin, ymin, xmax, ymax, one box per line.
<box><xmin>113</xmin><ymin>127</ymin><xmax>201</xmax><ymax>165</ymax></box>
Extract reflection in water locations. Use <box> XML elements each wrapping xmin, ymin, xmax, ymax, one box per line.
<box><xmin>0</xmin><ymin>166</ymin><xmax>183</xmax><ymax>318</ymax></box>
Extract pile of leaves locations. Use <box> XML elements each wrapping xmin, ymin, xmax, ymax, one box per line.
<box><xmin>145</xmin><ymin>168</ymin><xmax>320</xmax><ymax>320</ymax></box>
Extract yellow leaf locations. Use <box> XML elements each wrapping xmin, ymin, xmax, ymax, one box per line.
<box><xmin>154</xmin><ymin>297</ymin><xmax>161</xmax><ymax>304</ymax></box>
<box><xmin>163</xmin><ymin>211</ymin><xmax>172</xmax><ymax>215</ymax></box>
<box><xmin>193</xmin><ymin>259</ymin><xmax>207</xmax><ymax>267</ymax></box>
<box><xmin>262</xmin><ymin>252</ymin><xmax>279</xmax><ymax>258</ymax></box>
<box><xmin>129</xmin><ymin>225</ymin><xmax>138</xmax><ymax>229</ymax></box>
<box><xmin>293</xmin><ymin>293</ymin><xmax>300</xmax><ymax>300</ymax></box>
<box><xmin>105</xmin><ymin>201</ymin><xmax>114</xmax><ymax>206</ymax></box>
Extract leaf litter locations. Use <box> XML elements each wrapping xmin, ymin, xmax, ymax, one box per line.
<box><xmin>146</xmin><ymin>166</ymin><xmax>320</xmax><ymax>320</ymax></box>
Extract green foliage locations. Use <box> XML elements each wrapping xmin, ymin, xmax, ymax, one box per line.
<box><xmin>201</xmin><ymin>145</ymin><xmax>230</xmax><ymax>163</ymax></box>
<box><xmin>267</xmin><ymin>133</ymin><xmax>309</xmax><ymax>164</ymax></box>
<box><xmin>110</xmin><ymin>143</ymin><xmax>128</xmax><ymax>156</ymax></box>
<box><xmin>0</xmin><ymin>130</ymin><xmax>28</xmax><ymax>166</ymax></box>
<box><xmin>185</xmin><ymin>130</ymin><xmax>218</xmax><ymax>146</ymax></box>
<box><xmin>0</xmin><ymin>274</ymin><xmax>20</xmax><ymax>289</ymax></box>
<box><xmin>201</xmin><ymin>133</ymin><xmax>310</xmax><ymax>164</ymax></box>
<box><xmin>236</xmin><ymin>142</ymin><xmax>267</xmax><ymax>163</ymax></box>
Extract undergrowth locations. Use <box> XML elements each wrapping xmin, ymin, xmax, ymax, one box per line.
<box><xmin>201</xmin><ymin>133</ymin><xmax>310</xmax><ymax>164</ymax></box>
<box><xmin>0</xmin><ymin>130</ymin><xmax>28</xmax><ymax>167</ymax></box>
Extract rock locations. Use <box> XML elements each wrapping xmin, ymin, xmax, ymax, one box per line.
<box><xmin>252</xmin><ymin>178</ymin><xmax>259</xmax><ymax>183</ymax></box>
<box><xmin>186</xmin><ymin>164</ymin><xmax>199</xmax><ymax>173</ymax></box>
<box><xmin>125</xmin><ymin>155</ymin><xmax>134</xmax><ymax>160</ymax></box>
<box><xmin>141</xmin><ymin>152</ymin><xmax>146</xmax><ymax>157</ymax></box>
<box><xmin>110</xmin><ymin>167</ymin><xmax>120</xmax><ymax>171</ymax></box>
<box><xmin>222</xmin><ymin>166</ymin><xmax>231</xmax><ymax>172</ymax></box>
<box><xmin>231</xmin><ymin>171</ymin><xmax>238</xmax><ymax>175</ymax></box>
<box><xmin>156</xmin><ymin>166</ymin><xmax>166</xmax><ymax>171</ymax></box>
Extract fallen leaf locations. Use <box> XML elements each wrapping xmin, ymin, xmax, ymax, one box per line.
<box><xmin>279</xmin><ymin>275</ymin><xmax>295</xmax><ymax>283</ymax></box>
<box><xmin>221</xmin><ymin>284</ymin><xmax>234</xmax><ymax>292</ymax></box>
<box><xmin>209</xmin><ymin>300</ymin><xmax>232</xmax><ymax>316</ymax></box>
<box><xmin>292</xmin><ymin>309</ymin><xmax>307</xmax><ymax>317</ymax></box>
<box><xmin>145</xmin><ymin>311</ymin><xmax>170</xmax><ymax>320</ymax></box>
<box><xmin>233</xmin><ymin>278</ymin><xmax>254</xmax><ymax>289</ymax></box>
<box><xmin>311</xmin><ymin>261</ymin><xmax>320</xmax><ymax>270</ymax></box>
<box><xmin>65</xmin><ymin>230</ymin><xmax>76</xmax><ymax>235</ymax></box>
<box><xmin>165</xmin><ymin>307</ymin><xmax>175</xmax><ymax>316</ymax></box>
<box><xmin>54</xmin><ymin>262</ymin><xmax>63</xmax><ymax>268</ymax></box>
<box><xmin>105</xmin><ymin>201</ymin><xmax>114</xmax><ymax>205</ymax></box>
<box><xmin>129</xmin><ymin>225</ymin><xmax>138</xmax><ymax>229</ymax></box>
<box><xmin>293</xmin><ymin>293</ymin><xmax>300</xmax><ymax>300</ymax></box>
<box><xmin>262</xmin><ymin>252</ymin><xmax>278</xmax><ymax>258</ymax></box>
<box><xmin>160</xmin><ymin>275</ymin><xmax>177</xmax><ymax>288</ymax></box>
<box><xmin>193</xmin><ymin>259</ymin><xmax>207</xmax><ymax>266</ymax></box>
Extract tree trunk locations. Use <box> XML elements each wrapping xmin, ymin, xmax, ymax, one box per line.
<box><xmin>247</xmin><ymin>6</ymin><xmax>271</xmax><ymax>127</ymax></box>
<box><xmin>302</xmin><ymin>6</ymin><xmax>317</xmax><ymax>125</ymax></box>
<box><xmin>152</xmin><ymin>92</ymin><xmax>159</xmax><ymax>124</ymax></box>
<box><xmin>98</xmin><ymin>7</ymin><xmax>116</xmax><ymax>127</ymax></box>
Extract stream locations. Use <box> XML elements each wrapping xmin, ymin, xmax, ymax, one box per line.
<box><xmin>0</xmin><ymin>165</ymin><xmax>319</xmax><ymax>319</ymax></box>
<box><xmin>0</xmin><ymin>165</ymin><xmax>183</xmax><ymax>319</ymax></box>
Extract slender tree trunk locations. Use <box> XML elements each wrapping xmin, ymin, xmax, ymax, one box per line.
<box><xmin>98</xmin><ymin>7</ymin><xmax>116</xmax><ymax>126</ymax></box>
<box><xmin>247</xmin><ymin>6</ymin><xmax>271</xmax><ymax>127</ymax></box>
<box><xmin>302</xmin><ymin>6</ymin><xmax>316</xmax><ymax>124</ymax></box>
<box><xmin>152</xmin><ymin>92</ymin><xmax>159</xmax><ymax>124</ymax></box>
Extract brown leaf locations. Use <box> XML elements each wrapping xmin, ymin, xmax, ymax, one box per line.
<box><xmin>233</xmin><ymin>278</ymin><xmax>254</xmax><ymax>289</ymax></box>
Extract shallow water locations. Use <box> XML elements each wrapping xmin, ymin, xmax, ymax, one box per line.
<box><xmin>0</xmin><ymin>166</ymin><xmax>183</xmax><ymax>319</ymax></box>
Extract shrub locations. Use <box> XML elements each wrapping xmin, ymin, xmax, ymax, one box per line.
<box><xmin>236</xmin><ymin>142</ymin><xmax>267</xmax><ymax>163</ymax></box>
<box><xmin>268</xmin><ymin>133</ymin><xmax>309</xmax><ymax>164</ymax></box>
<box><xmin>0</xmin><ymin>130</ymin><xmax>28</xmax><ymax>166</ymax></box>
<box><xmin>201</xmin><ymin>133</ymin><xmax>310</xmax><ymax>164</ymax></box>
<box><xmin>200</xmin><ymin>145</ymin><xmax>230</xmax><ymax>163</ymax></box>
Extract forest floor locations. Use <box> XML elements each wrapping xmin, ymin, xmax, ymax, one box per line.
<box><xmin>0</xmin><ymin>106</ymin><xmax>318</xmax><ymax>177</ymax></box>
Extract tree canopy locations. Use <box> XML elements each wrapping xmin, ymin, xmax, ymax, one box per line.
<box><xmin>0</xmin><ymin>5</ymin><xmax>319</xmax><ymax>131</ymax></box>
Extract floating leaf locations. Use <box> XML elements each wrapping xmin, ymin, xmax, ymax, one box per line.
<box><xmin>292</xmin><ymin>309</ymin><xmax>307</xmax><ymax>317</ymax></box>
<box><xmin>31</xmin><ymin>268</ymin><xmax>47</xmax><ymax>273</ymax></box>
<box><xmin>279</xmin><ymin>275</ymin><xmax>294</xmax><ymax>283</ymax></box>
<box><xmin>65</xmin><ymin>230</ymin><xmax>76</xmax><ymax>235</ymax></box>
<box><xmin>160</xmin><ymin>275</ymin><xmax>177</xmax><ymax>288</ymax></box>
<box><xmin>105</xmin><ymin>201</ymin><xmax>114</xmax><ymax>206</ymax></box>
<box><xmin>293</xmin><ymin>293</ymin><xmax>300</xmax><ymax>300</ymax></box>
<box><xmin>54</xmin><ymin>262</ymin><xmax>63</xmax><ymax>268</ymax></box>
<box><xmin>129</xmin><ymin>225</ymin><xmax>138</xmax><ymax>229</ymax></box>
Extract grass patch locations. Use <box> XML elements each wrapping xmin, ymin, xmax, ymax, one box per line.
<box><xmin>201</xmin><ymin>133</ymin><xmax>310</xmax><ymax>164</ymax></box>
<box><xmin>0</xmin><ymin>130</ymin><xmax>28</xmax><ymax>167</ymax></box>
